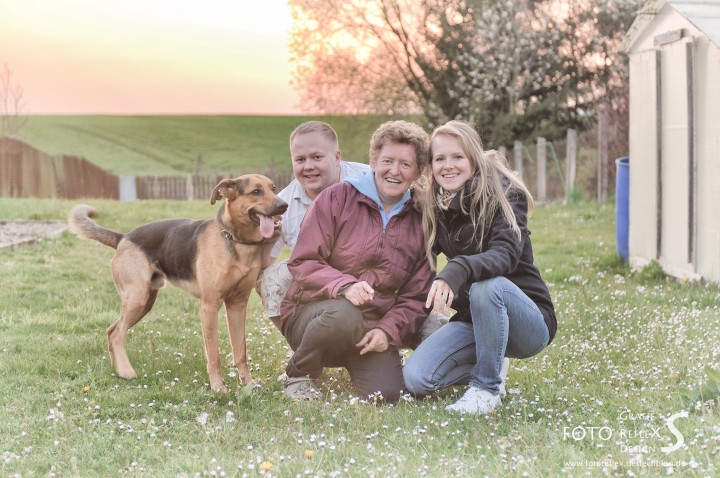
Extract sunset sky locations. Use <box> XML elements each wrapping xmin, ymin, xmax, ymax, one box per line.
<box><xmin>0</xmin><ymin>0</ymin><xmax>303</xmax><ymax>114</ymax></box>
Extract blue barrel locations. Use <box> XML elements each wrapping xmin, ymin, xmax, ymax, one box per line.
<box><xmin>615</xmin><ymin>156</ymin><xmax>629</xmax><ymax>261</ymax></box>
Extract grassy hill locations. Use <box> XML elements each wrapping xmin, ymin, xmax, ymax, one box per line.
<box><xmin>18</xmin><ymin>115</ymin><xmax>419</xmax><ymax>176</ymax></box>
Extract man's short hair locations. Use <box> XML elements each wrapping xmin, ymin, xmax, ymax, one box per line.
<box><xmin>289</xmin><ymin>121</ymin><xmax>339</xmax><ymax>150</ymax></box>
<box><xmin>369</xmin><ymin>120</ymin><xmax>429</xmax><ymax>171</ymax></box>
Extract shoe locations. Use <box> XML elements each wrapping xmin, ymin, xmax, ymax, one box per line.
<box><xmin>283</xmin><ymin>376</ymin><xmax>324</xmax><ymax>402</ymax></box>
<box><xmin>445</xmin><ymin>386</ymin><xmax>501</xmax><ymax>415</ymax></box>
<box><xmin>499</xmin><ymin>357</ymin><xmax>509</xmax><ymax>398</ymax></box>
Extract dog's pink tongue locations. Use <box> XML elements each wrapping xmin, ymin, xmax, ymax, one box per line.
<box><xmin>259</xmin><ymin>214</ymin><xmax>275</xmax><ymax>239</ymax></box>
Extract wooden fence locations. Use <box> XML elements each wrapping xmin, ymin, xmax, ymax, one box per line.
<box><xmin>0</xmin><ymin>136</ymin><xmax>119</xmax><ymax>199</ymax></box>
<box><xmin>133</xmin><ymin>175</ymin><xmax>226</xmax><ymax>201</ymax></box>
<box><xmin>129</xmin><ymin>172</ymin><xmax>293</xmax><ymax>201</ymax></box>
<box><xmin>0</xmin><ymin>136</ymin><xmax>294</xmax><ymax>201</ymax></box>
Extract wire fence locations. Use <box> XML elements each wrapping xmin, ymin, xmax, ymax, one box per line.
<box><xmin>500</xmin><ymin>126</ymin><xmax>609</xmax><ymax>203</ymax></box>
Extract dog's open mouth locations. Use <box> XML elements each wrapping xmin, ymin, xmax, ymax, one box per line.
<box><xmin>249</xmin><ymin>209</ymin><xmax>281</xmax><ymax>239</ymax></box>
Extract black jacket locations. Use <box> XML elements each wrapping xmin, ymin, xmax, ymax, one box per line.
<box><xmin>434</xmin><ymin>180</ymin><xmax>556</xmax><ymax>344</ymax></box>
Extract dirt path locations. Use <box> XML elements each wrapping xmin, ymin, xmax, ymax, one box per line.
<box><xmin>0</xmin><ymin>220</ymin><xmax>68</xmax><ymax>251</ymax></box>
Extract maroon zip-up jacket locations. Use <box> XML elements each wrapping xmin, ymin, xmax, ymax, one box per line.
<box><xmin>279</xmin><ymin>181</ymin><xmax>433</xmax><ymax>348</ymax></box>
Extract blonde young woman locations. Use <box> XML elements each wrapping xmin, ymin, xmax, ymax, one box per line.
<box><xmin>403</xmin><ymin>121</ymin><xmax>556</xmax><ymax>414</ymax></box>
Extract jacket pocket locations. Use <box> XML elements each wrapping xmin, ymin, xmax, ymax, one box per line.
<box><xmin>291</xmin><ymin>286</ymin><xmax>304</xmax><ymax>304</ymax></box>
<box><xmin>453</xmin><ymin>223</ymin><xmax>478</xmax><ymax>252</ymax></box>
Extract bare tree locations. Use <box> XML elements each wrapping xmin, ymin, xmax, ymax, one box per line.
<box><xmin>1</xmin><ymin>63</ymin><xmax>28</xmax><ymax>137</ymax></box>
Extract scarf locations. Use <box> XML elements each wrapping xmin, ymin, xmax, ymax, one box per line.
<box><xmin>436</xmin><ymin>187</ymin><xmax>458</xmax><ymax>211</ymax></box>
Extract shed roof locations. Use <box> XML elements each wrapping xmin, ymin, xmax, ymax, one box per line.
<box><xmin>620</xmin><ymin>0</ymin><xmax>720</xmax><ymax>52</ymax></box>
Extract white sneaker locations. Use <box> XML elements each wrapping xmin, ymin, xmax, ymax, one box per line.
<box><xmin>499</xmin><ymin>357</ymin><xmax>509</xmax><ymax>398</ymax></box>
<box><xmin>445</xmin><ymin>386</ymin><xmax>501</xmax><ymax>415</ymax></box>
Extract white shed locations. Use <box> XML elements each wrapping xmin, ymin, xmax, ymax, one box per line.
<box><xmin>620</xmin><ymin>0</ymin><xmax>720</xmax><ymax>282</ymax></box>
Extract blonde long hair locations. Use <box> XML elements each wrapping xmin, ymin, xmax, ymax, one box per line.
<box><xmin>421</xmin><ymin>121</ymin><xmax>533</xmax><ymax>270</ymax></box>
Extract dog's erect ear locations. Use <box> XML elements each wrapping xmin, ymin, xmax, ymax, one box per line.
<box><xmin>210</xmin><ymin>179</ymin><xmax>237</xmax><ymax>205</ymax></box>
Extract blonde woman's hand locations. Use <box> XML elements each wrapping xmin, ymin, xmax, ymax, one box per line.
<box><xmin>426</xmin><ymin>279</ymin><xmax>453</xmax><ymax>314</ymax></box>
<box><xmin>356</xmin><ymin>328</ymin><xmax>390</xmax><ymax>355</ymax></box>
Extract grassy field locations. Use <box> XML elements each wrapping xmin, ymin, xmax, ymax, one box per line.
<box><xmin>18</xmin><ymin>115</ymin><xmax>416</xmax><ymax>176</ymax></box>
<box><xmin>1</xmin><ymin>197</ymin><xmax>718</xmax><ymax>476</ymax></box>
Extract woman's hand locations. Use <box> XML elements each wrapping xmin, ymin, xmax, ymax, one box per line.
<box><xmin>356</xmin><ymin>328</ymin><xmax>390</xmax><ymax>355</ymax></box>
<box><xmin>342</xmin><ymin>281</ymin><xmax>375</xmax><ymax>306</ymax></box>
<box><xmin>426</xmin><ymin>279</ymin><xmax>453</xmax><ymax>314</ymax></box>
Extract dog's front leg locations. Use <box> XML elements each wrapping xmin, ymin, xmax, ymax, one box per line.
<box><xmin>225</xmin><ymin>294</ymin><xmax>254</xmax><ymax>384</ymax></box>
<box><xmin>200</xmin><ymin>298</ymin><xmax>227</xmax><ymax>392</ymax></box>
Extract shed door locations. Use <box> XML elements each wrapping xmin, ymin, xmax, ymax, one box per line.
<box><xmin>628</xmin><ymin>50</ymin><xmax>659</xmax><ymax>264</ymax></box>
<box><xmin>659</xmin><ymin>39</ymin><xmax>694</xmax><ymax>273</ymax></box>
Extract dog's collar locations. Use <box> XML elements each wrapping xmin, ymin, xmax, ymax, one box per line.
<box><xmin>220</xmin><ymin>229</ymin><xmax>237</xmax><ymax>242</ymax></box>
<box><xmin>221</xmin><ymin>228</ymin><xmax>265</xmax><ymax>245</ymax></box>
<box><xmin>217</xmin><ymin>209</ymin><xmax>244</xmax><ymax>244</ymax></box>
<box><xmin>217</xmin><ymin>210</ymin><xmax>268</xmax><ymax>245</ymax></box>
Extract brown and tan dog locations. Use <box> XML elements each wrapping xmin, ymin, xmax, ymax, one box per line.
<box><xmin>68</xmin><ymin>174</ymin><xmax>287</xmax><ymax>392</ymax></box>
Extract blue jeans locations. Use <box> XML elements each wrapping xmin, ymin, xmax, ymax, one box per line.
<box><xmin>403</xmin><ymin>277</ymin><xmax>549</xmax><ymax>396</ymax></box>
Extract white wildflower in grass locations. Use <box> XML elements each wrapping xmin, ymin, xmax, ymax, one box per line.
<box><xmin>46</xmin><ymin>409</ymin><xmax>64</xmax><ymax>422</ymax></box>
<box><xmin>2</xmin><ymin>452</ymin><xmax>21</xmax><ymax>464</ymax></box>
<box><xmin>399</xmin><ymin>392</ymin><xmax>414</xmax><ymax>402</ymax></box>
<box><xmin>196</xmin><ymin>412</ymin><xmax>209</xmax><ymax>426</ymax></box>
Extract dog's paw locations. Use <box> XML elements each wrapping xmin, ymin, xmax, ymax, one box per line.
<box><xmin>238</xmin><ymin>375</ymin><xmax>263</xmax><ymax>387</ymax></box>
<box><xmin>116</xmin><ymin>368</ymin><xmax>137</xmax><ymax>380</ymax></box>
<box><xmin>236</xmin><ymin>368</ymin><xmax>259</xmax><ymax>386</ymax></box>
<box><xmin>210</xmin><ymin>380</ymin><xmax>229</xmax><ymax>393</ymax></box>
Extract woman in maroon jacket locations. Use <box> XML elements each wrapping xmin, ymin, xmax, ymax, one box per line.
<box><xmin>278</xmin><ymin>120</ymin><xmax>433</xmax><ymax>403</ymax></box>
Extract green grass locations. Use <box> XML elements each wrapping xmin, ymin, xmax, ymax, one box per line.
<box><xmin>18</xmin><ymin>115</ymin><xmax>417</xmax><ymax>176</ymax></box>
<box><xmin>1</xmin><ymin>197</ymin><xmax>719</xmax><ymax>476</ymax></box>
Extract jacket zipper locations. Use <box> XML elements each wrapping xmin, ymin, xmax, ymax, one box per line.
<box><xmin>360</xmin><ymin>199</ymin><xmax>407</xmax><ymax>284</ymax></box>
<box><xmin>361</xmin><ymin>207</ymin><xmax>387</xmax><ymax>284</ymax></box>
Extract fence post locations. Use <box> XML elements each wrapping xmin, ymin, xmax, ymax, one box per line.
<box><xmin>513</xmin><ymin>140</ymin><xmax>523</xmax><ymax>181</ymax></box>
<box><xmin>186</xmin><ymin>175</ymin><xmax>194</xmax><ymax>201</ymax></box>
<box><xmin>597</xmin><ymin>105</ymin><xmax>609</xmax><ymax>202</ymax></box>
<box><xmin>537</xmin><ymin>137</ymin><xmax>546</xmax><ymax>203</ymax></box>
<box><xmin>119</xmin><ymin>176</ymin><xmax>137</xmax><ymax>201</ymax></box>
<box><xmin>565</xmin><ymin>128</ymin><xmax>577</xmax><ymax>201</ymax></box>
<box><xmin>152</xmin><ymin>176</ymin><xmax>160</xmax><ymax>199</ymax></box>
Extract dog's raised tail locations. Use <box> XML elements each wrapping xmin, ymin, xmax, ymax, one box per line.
<box><xmin>68</xmin><ymin>205</ymin><xmax>123</xmax><ymax>249</ymax></box>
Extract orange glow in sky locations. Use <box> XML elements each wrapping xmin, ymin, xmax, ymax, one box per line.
<box><xmin>0</xmin><ymin>0</ymin><xmax>303</xmax><ymax>114</ymax></box>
